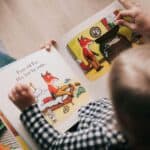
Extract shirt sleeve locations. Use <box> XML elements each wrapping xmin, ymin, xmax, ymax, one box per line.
<box><xmin>20</xmin><ymin>104</ymin><xmax>106</xmax><ymax>150</ymax></box>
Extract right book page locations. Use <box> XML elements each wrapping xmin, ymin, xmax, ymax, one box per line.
<box><xmin>58</xmin><ymin>1</ymin><xmax>143</xmax><ymax>100</ymax></box>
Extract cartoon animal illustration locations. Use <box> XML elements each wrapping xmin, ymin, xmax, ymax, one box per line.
<box><xmin>29</xmin><ymin>77</ymin><xmax>85</xmax><ymax>123</ymax></box>
<box><xmin>76</xmin><ymin>59</ymin><xmax>91</xmax><ymax>71</ymax></box>
<box><xmin>40</xmin><ymin>72</ymin><xmax>83</xmax><ymax>118</ymax></box>
<box><xmin>78</xmin><ymin>36</ymin><xmax>102</xmax><ymax>71</ymax></box>
<box><xmin>41</xmin><ymin>72</ymin><xmax>80</xmax><ymax>100</ymax></box>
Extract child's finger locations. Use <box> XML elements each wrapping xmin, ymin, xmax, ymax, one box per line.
<box><xmin>21</xmin><ymin>84</ymin><xmax>31</xmax><ymax>92</ymax></box>
<box><xmin>46</xmin><ymin>40</ymin><xmax>57</xmax><ymax>51</ymax></box>
<box><xmin>48</xmin><ymin>40</ymin><xmax>56</xmax><ymax>46</ymax></box>
<box><xmin>9</xmin><ymin>88</ymin><xmax>20</xmax><ymax>102</ymax></box>
<box><xmin>40</xmin><ymin>43</ymin><xmax>51</xmax><ymax>52</ymax></box>
<box><xmin>14</xmin><ymin>84</ymin><xmax>30</xmax><ymax>97</ymax></box>
<box><xmin>40</xmin><ymin>40</ymin><xmax>57</xmax><ymax>51</ymax></box>
<box><xmin>22</xmin><ymin>84</ymin><xmax>34</xmax><ymax>96</ymax></box>
<box><xmin>14</xmin><ymin>84</ymin><xmax>28</xmax><ymax>96</ymax></box>
<box><xmin>119</xmin><ymin>0</ymin><xmax>134</xmax><ymax>9</ymax></box>
<box><xmin>40</xmin><ymin>45</ymin><xmax>45</xmax><ymax>49</ymax></box>
<box><xmin>15</xmin><ymin>84</ymin><xmax>24</xmax><ymax>93</ymax></box>
<box><xmin>45</xmin><ymin>44</ymin><xmax>51</xmax><ymax>52</ymax></box>
<box><xmin>11</xmin><ymin>88</ymin><xmax>17</xmax><ymax>98</ymax></box>
<box><xmin>8</xmin><ymin>92</ymin><xmax>15</xmax><ymax>102</ymax></box>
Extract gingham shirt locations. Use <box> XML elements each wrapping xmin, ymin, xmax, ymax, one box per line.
<box><xmin>20</xmin><ymin>98</ymin><xmax>129</xmax><ymax>150</ymax></box>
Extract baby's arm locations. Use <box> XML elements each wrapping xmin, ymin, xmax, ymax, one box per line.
<box><xmin>116</xmin><ymin>0</ymin><xmax>150</xmax><ymax>36</ymax></box>
<box><xmin>9</xmin><ymin>84</ymin><xmax>106</xmax><ymax>150</ymax></box>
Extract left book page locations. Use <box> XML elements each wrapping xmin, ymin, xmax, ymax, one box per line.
<box><xmin>0</xmin><ymin>47</ymin><xmax>89</xmax><ymax>148</ymax></box>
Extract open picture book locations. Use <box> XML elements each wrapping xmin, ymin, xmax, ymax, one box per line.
<box><xmin>0</xmin><ymin>1</ymin><xmax>143</xmax><ymax>149</ymax></box>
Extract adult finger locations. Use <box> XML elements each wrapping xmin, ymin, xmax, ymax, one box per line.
<box><xmin>116</xmin><ymin>9</ymin><xmax>136</xmax><ymax>20</ymax></box>
<box><xmin>116</xmin><ymin>19</ymin><xmax>137</xmax><ymax>31</ymax></box>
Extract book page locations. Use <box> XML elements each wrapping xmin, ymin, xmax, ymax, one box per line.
<box><xmin>58</xmin><ymin>1</ymin><xmax>143</xmax><ymax>100</ymax></box>
<box><xmin>0</xmin><ymin>47</ymin><xmax>89</xmax><ymax>149</ymax></box>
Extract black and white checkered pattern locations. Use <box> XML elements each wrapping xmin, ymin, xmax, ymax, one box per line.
<box><xmin>20</xmin><ymin>98</ymin><xmax>129</xmax><ymax>150</ymax></box>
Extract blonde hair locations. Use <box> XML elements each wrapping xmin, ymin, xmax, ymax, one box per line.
<box><xmin>109</xmin><ymin>45</ymin><xmax>150</xmax><ymax>146</ymax></box>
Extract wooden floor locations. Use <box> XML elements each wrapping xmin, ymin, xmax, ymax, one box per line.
<box><xmin>0</xmin><ymin>0</ymin><xmax>149</xmax><ymax>58</ymax></box>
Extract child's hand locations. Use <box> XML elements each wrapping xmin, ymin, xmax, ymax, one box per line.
<box><xmin>40</xmin><ymin>40</ymin><xmax>57</xmax><ymax>52</ymax></box>
<box><xmin>116</xmin><ymin>0</ymin><xmax>150</xmax><ymax>35</ymax></box>
<box><xmin>8</xmin><ymin>84</ymin><xmax>36</xmax><ymax>111</ymax></box>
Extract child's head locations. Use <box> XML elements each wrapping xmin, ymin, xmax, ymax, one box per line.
<box><xmin>109</xmin><ymin>45</ymin><xmax>150</xmax><ymax>147</ymax></box>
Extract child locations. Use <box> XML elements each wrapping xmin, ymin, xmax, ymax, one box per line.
<box><xmin>8</xmin><ymin>0</ymin><xmax>150</xmax><ymax>149</ymax></box>
<box><xmin>109</xmin><ymin>45</ymin><xmax>150</xmax><ymax>150</ymax></box>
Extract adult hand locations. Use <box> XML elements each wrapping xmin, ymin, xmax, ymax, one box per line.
<box><xmin>116</xmin><ymin>0</ymin><xmax>150</xmax><ymax>35</ymax></box>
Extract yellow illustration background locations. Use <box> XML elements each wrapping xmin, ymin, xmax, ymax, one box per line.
<box><xmin>68</xmin><ymin>18</ymin><xmax>139</xmax><ymax>80</ymax></box>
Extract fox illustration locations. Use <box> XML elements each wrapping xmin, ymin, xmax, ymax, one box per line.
<box><xmin>78</xmin><ymin>36</ymin><xmax>102</xmax><ymax>71</ymax></box>
<box><xmin>41</xmin><ymin>72</ymin><xmax>78</xmax><ymax>99</ymax></box>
